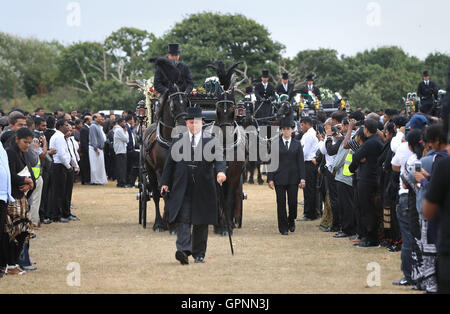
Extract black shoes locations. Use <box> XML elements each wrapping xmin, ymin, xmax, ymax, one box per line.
<box><xmin>334</xmin><ymin>232</ymin><xmax>352</xmax><ymax>238</ymax></box>
<box><xmin>281</xmin><ymin>231</ymin><xmax>289</xmax><ymax>236</ymax></box>
<box><xmin>298</xmin><ymin>217</ymin><xmax>312</xmax><ymax>222</ymax></box>
<box><xmin>69</xmin><ymin>214</ymin><xmax>80</xmax><ymax>221</ymax></box>
<box><xmin>175</xmin><ymin>251</ymin><xmax>189</xmax><ymax>265</ymax></box>
<box><xmin>392</xmin><ymin>278</ymin><xmax>413</xmax><ymax>286</ymax></box>
<box><xmin>194</xmin><ymin>257</ymin><xmax>206</xmax><ymax>264</ymax></box>
<box><xmin>289</xmin><ymin>225</ymin><xmax>296</xmax><ymax>233</ymax></box>
<box><xmin>42</xmin><ymin>218</ymin><xmax>52</xmax><ymax>225</ymax></box>
<box><xmin>356</xmin><ymin>240</ymin><xmax>380</xmax><ymax>248</ymax></box>
<box><xmin>59</xmin><ymin>218</ymin><xmax>70</xmax><ymax>223</ymax></box>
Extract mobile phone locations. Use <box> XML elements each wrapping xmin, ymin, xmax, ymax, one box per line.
<box><xmin>415</xmin><ymin>161</ymin><xmax>422</xmax><ymax>172</ymax></box>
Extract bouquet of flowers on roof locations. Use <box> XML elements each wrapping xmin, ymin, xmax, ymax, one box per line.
<box><xmin>143</xmin><ymin>77</ymin><xmax>159</xmax><ymax>99</ymax></box>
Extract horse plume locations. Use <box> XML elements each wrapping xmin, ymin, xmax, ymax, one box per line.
<box><xmin>207</xmin><ymin>61</ymin><xmax>243</xmax><ymax>91</ymax></box>
<box><xmin>148</xmin><ymin>57</ymin><xmax>181</xmax><ymax>84</ymax></box>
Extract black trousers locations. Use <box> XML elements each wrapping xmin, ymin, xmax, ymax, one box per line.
<box><xmin>126</xmin><ymin>150</ymin><xmax>139</xmax><ymax>186</ymax></box>
<box><xmin>357</xmin><ymin>180</ymin><xmax>379</xmax><ymax>242</ymax></box>
<box><xmin>115</xmin><ymin>154</ymin><xmax>127</xmax><ymax>186</ymax></box>
<box><xmin>65</xmin><ymin>170</ymin><xmax>75</xmax><ymax>217</ymax></box>
<box><xmin>39</xmin><ymin>168</ymin><xmax>50</xmax><ymax>220</ymax></box>
<box><xmin>324</xmin><ymin>169</ymin><xmax>340</xmax><ymax>229</ymax></box>
<box><xmin>437</xmin><ymin>254</ymin><xmax>450</xmax><ymax>294</ymax></box>
<box><xmin>275</xmin><ymin>184</ymin><xmax>298</xmax><ymax>233</ymax></box>
<box><xmin>49</xmin><ymin>163</ymin><xmax>69</xmax><ymax>220</ymax></box>
<box><xmin>0</xmin><ymin>200</ymin><xmax>7</xmax><ymax>267</ymax></box>
<box><xmin>80</xmin><ymin>150</ymin><xmax>90</xmax><ymax>184</ymax></box>
<box><xmin>336</xmin><ymin>181</ymin><xmax>355</xmax><ymax>235</ymax></box>
<box><xmin>304</xmin><ymin>161</ymin><xmax>318</xmax><ymax>219</ymax></box>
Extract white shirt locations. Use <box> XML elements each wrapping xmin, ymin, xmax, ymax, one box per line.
<box><xmin>189</xmin><ymin>132</ymin><xmax>201</xmax><ymax>148</ymax></box>
<box><xmin>319</xmin><ymin>137</ymin><xmax>336</xmax><ymax>171</ymax></box>
<box><xmin>301</xmin><ymin>127</ymin><xmax>319</xmax><ymax>161</ymax></box>
<box><xmin>424</xmin><ymin>80</ymin><xmax>430</xmax><ymax>86</ymax></box>
<box><xmin>282</xmin><ymin>137</ymin><xmax>291</xmax><ymax>150</ymax></box>
<box><xmin>283</xmin><ymin>83</ymin><xmax>288</xmax><ymax>92</ymax></box>
<box><xmin>391</xmin><ymin>142</ymin><xmax>413</xmax><ymax>195</ymax></box>
<box><xmin>390</xmin><ymin>130</ymin><xmax>404</xmax><ymax>154</ymax></box>
<box><xmin>49</xmin><ymin>130</ymin><xmax>72</xmax><ymax>169</ymax></box>
<box><xmin>262</xmin><ymin>82</ymin><xmax>268</xmax><ymax>90</ymax></box>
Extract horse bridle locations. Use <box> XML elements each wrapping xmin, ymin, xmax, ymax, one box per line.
<box><xmin>168</xmin><ymin>91</ymin><xmax>189</xmax><ymax>123</ymax></box>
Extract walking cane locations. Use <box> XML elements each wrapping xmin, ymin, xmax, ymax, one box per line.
<box><xmin>219</xmin><ymin>183</ymin><xmax>234</xmax><ymax>256</ymax></box>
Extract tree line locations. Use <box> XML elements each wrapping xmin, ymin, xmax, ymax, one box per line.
<box><xmin>1</xmin><ymin>12</ymin><xmax>449</xmax><ymax>113</ymax></box>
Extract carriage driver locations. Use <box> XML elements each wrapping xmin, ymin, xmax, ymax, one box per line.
<box><xmin>154</xmin><ymin>43</ymin><xmax>194</xmax><ymax>110</ymax></box>
<box><xmin>160</xmin><ymin>107</ymin><xmax>227</xmax><ymax>265</ymax></box>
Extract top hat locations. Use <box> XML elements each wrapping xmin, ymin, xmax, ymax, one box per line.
<box><xmin>282</xmin><ymin>73</ymin><xmax>289</xmax><ymax>80</ymax></box>
<box><xmin>185</xmin><ymin>107</ymin><xmax>203</xmax><ymax>120</ymax></box>
<box><xmin>280</xmin><ymin>116</ymin><xmax>295</xmax><ymax>129</ymax></box>
<box><xmin>262</xmin><ymin>70</ymin><xmax>270</xmax><ymax>78</ymax></box>
<box><xmin>306</xmin><ymin>74</ymin><xmax>315</xmax><ymax>81</ymax></box>
<box><xmin>168</xmin><ymin>43</ymin><xmax>181</xmax><ymax>55</ymax></box>
<box><xmin>423</xmin><ymin>71</ymin><xmax>430</xmax><ymax>77</ymax></box>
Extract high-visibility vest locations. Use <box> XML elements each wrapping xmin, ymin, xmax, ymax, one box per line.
<box><xmin>32</xmin><ymin>157</ymin><xmax>41</xmax><ymax>179</ymax></box>
<box><xmin>343</xmin><ymin>151</ymin><xmax>354</xmax><ymax>176</ymax></box>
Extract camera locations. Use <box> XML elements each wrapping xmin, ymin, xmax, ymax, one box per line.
<box><xmin>33</xmin><ymin>130</ymin><xmax>44</xmax><ymax>146</ymax></box>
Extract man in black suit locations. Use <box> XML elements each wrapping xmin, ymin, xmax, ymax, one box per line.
<box><xmin>161</xmin><ymin>107</ymin><xmax>227</xmax><ymax>265</ymax></box>
<box><xmin>254</xmin><ymin>70</ymin><xmax>276</xmax><ymax>121</ymax></box>
<box><xmin>417</xmin><ymin>71</ymin><xmax>439</xmax><ymax>114</ymax></box>
<box><xmin>276</xmin><ymin>72</ymin><xmax>295</xmax><ymax>102</ymax></box>
<box><xmin>300</xmin><ymin>74</ymin><xmax>321</xmax><ymax>109</ymax></box>
<box><xmin>154</xmin><ymin>43</ymin><xmax>194</xmax><ymax>95</ymax></box>
<box><xmin>268</xmin><ymin>116</ymin><xmax>306</xmax><ymax>235</ymax></box>
<box><xmin>79</xmin><ymin>115</ymin><xmax>92</xmax><ymax>185</ymax></box>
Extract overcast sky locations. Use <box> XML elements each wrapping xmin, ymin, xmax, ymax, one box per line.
<box><xmin>1</xmin><ymin>0</ymin><xmax>449</xmax><ymax>59</ymax></box>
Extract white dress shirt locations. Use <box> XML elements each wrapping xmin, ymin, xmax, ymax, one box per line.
<box><xmin>282</xmin><ymin>137</ymin><xmax>291</xmax><ymax>150</ymax></box>
<box><xmin>319</xmin><ymin>137</ymin><xmax>336</xmax><ymax>172</ymax></box>
<box><xmin>49</xmin><ymin>130</ymin><xmax>72</xmax><ymax>169</ymax></box>
<box><xmin>301</xmin><ymin>127</ymin><xmax>319</xmax><ymax>161</ymax></box>
<box><xmin>283</xmin><ymin>83</ymin><xmax>288</xmax><ymax>93</ymax></box>
<box><xmin>262</xmin><ymin>82</ymin><xmax>268</xmax><ymax>90</ymax></box>
<box><xmin>189</xmin><ymin>132</ymin><xmax>202</xmax><ymax>147</ymax></box>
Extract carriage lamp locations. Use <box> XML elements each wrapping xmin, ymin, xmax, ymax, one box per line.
<box><xmin>136</xmin><ymin>100</ymin><xmax>148</xmax><ymax>119</ymax></box>
<box><xmin>236</xmin><ymin>105</ymin><xmax>246</xmax><ymax>118</ymax></box>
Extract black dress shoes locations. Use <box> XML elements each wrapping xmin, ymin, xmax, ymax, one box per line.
<box><xmin>175</xmin><ymin>251</ymin><xmax>189</xmax><ymax>265</ymax></box>
<box><xmin>392</xmin><ymin>278</ymin><xmax>413</xmax><ymax>286</ymax></box>
<box><xmin>194</xmin><ymin>257</ymin><xmax>205</xmax><ymax>263</ymax></box>
<box><xmin>298</xmin><ymin>217</ymin><xmax>312</xmax><ymax>222</ymax></box>
<box><xmin>289</xmin><ymin>225</ymin><xmax>296</xmax><ymax>233</ymax></box>
<box><xmin>281</xmin><ymin>231</ymin><xmax>289</xmax><ymax>236</ymax></box>
<box><xmin>333</xmin><ymin>232</ymin><xmax>352</xmax><ymax>238</ymax></box>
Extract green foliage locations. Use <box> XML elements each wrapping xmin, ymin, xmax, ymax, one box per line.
<box><xmin>1</xmin><ymin>13</ymin><xmax>449</xmax><ymax>115</ymax></box>
<box><xmin>148</xmin><ymin>12</ymin><xmax>284</xmax><ymax>83</ymax></box>
<box><xmin>347</xmin><ymin>82</ymin><xmax>383</xmax><ymax>111</ymax></box>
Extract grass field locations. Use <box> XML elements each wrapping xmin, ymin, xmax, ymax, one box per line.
<box><xmin>0</xmin><ymin>181</ymin><xmax>418</xmax><ymax>294</ymax></box>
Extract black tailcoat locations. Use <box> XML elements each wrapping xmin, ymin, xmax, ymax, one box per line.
<box><xmin>161</xmin><ymin>132</ymin><xmax>227</xmax><ymax>225</ymax></box>
<box><xmin>254</xmin><ymin>82</ymin><xmax>276</xmax><ymax>119</ymax></box>
<box><xmin>417</xmin><ymin>80</ymin><xmax>439</xmax><ymax>108</ymax></box>
<box><xmin>154</xmin><ymin>62</ymin><xmax>194</xmax><ymax>95</ymax></box>
<box><xmin>276</xmin><ymin>82</ymin><xmax>295</xmax><ymax>101</ymax></box>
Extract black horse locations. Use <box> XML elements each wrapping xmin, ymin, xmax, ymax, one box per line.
<box><xmin>143</xmin><ymin>58</ymin><xmax>189</xmax><ymax>232</ymax></box>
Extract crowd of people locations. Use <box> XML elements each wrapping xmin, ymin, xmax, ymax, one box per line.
<box><xmin>0</xmin><ymin>107</ymin><xmax>141</xmax><ymax>277</ymax></box>
<box><xmin>277</xmin><ymin>103</ymin><xmax>449</xmax><ymax>294</ymax></box>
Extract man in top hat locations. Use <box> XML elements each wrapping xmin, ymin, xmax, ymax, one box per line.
<box><xmin>300</xmin><ymin>74</ymin><xmax>322</xmax><ymax>102</ymax></box>
<box><xmin>268</xmin><ymin>116</ymin><xmax>306</xmax><ymax>235</ymax></box>
<box><xmin>254</xmin><ymin>70</ymin><xmax>276</xmax><ymax>121</ymax></box>
<box><xmin>154</xmin><ymin>43</ymin><xmax>194</xmax><ymax>96</ymax></box>
<box><xmin>160</xmin><ymin>107</ymin><xmax>227</xmax><ymax>265</ymax></box>
<box><xmin>276</xmin><ymin>73</ymin><xmax>296</xmax><ymax>102</ymax></box>
<box><xmin>417</xmin><ymin>71</ymin><xmax>439</xmax><ymax>115</ymax></box>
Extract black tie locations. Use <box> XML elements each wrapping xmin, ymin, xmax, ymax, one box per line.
<box><xmin>191</xmin><ymin>135</ymin><xmax>196</xmax><ymax>160</ymax></box>
<box><xmin>285</xmin><ymin>141</ymin><xmax>289</xmax><ymax>150</ymax></box>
